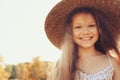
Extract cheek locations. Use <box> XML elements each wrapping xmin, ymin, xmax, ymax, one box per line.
<box><xmin>72</xmin><ymin>31</ymin><xmax>79</xmax><ymax>42</ymax></box>
<box><xmin>72</xmin><ymin>30</ymin><xmax>80</xmax><ymax>37</ymax></box>
<box><xmin>72</xmin><ymin>32</ymin><xmax>76</xmax><ymax>40</ymax></box>
<box><xmin>93</xmin><ymin>29</ymin><xmax>99</xmax><ymax>40</ymax></box>
<box><xmin>91</xmin><ymin>28</ymin><xmax>99</xmax><ymax>36</ymax></box>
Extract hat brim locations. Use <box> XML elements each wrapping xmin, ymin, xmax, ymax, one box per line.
<box><xmin>45</xmin><ymin>0</ymin><xmax>120</xmax><ymax>48</ymax></box>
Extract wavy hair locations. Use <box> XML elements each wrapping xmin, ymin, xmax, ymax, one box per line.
<box><xmin>48</xmin><ymin>7</ymin><xmax>120</xmax><ymax>80</ymax></box>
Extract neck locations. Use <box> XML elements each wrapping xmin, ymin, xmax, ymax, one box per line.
<box><xmin>78</xmin><ymin>46</ymin><xmax>99</xmax><ymax>58</ymax></box>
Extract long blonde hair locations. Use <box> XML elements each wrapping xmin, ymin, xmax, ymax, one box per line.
<box><xmin>48</xmin><ymin>24</ymin><xmax>78</xmax><ymax>80</ymax></box>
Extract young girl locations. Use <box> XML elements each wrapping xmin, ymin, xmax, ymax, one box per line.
<box><xmin>45</xmin><ymin>0</ymin><xmax>120</xmax><ymax>80</ymax></box>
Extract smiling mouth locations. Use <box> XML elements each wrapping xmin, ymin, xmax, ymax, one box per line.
<box><xmin>80</xmin><ymin>37</ymin><xmax>93</xmax><ymax>41</ymax></box>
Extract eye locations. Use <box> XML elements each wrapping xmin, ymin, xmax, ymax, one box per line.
<box><xmin>74</xmin><ymin>26</ymin><xmax>82</xmax><ymax>29</ymax></box>
<box><xmin>89</xmin><ymin>24</ymin><xmax>96</xmax><ymax>27</ymax></box>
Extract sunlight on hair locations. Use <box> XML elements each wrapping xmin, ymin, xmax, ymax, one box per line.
<box><xmin>109</xmin><ymin>50</ymin><xmax>119</xmax><ymax>59</ymax></box>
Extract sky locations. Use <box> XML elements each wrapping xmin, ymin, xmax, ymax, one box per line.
<box><xmin>0</xmin><ymin>0</ymin><xmax>62</xmax><ymax>65</ymax></box>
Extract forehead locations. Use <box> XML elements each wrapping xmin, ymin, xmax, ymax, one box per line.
<box><xmin>72</xmin><ymin>13</ymin><xmax>95</xmax><ymax>22</ymax></box>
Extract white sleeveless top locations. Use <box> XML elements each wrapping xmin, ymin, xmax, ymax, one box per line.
<box><xmin>76</xmin><ymin>55</ymin><xmax>114</xmax><ymax>80</ymax></box>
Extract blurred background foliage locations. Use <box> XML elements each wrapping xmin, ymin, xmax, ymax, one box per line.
<box><xmin>0</xmin><ymin>56</ymin><xmax>54</xmax><ymax>80</ymax></box>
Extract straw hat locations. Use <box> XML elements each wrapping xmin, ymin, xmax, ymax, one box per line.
<box><xmin>45</xmin><ymin>0</ymin><xmax>120</xmax><ymax>48</ymax></box>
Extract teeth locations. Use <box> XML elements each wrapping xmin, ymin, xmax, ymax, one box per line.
<box><xmin>80</xmin><ymin>37</ymin><xmax>92</xmax><ymax>40</ymax></box>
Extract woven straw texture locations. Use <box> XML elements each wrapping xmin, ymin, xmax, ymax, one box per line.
<box><xmin>45</xmin><ymin>0</ymin><xmax>120</xmax><ymax>48</ymax></box>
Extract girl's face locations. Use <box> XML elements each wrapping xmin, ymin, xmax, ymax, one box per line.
<box><xmin>72</xmin><ymin>13</ymin><xmax>99</xmax><ymax>48</ymax></box>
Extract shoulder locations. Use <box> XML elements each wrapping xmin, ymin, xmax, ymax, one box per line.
<box><xmin>109</xmin><ymin>55</ymin><xmax>120</xmax><ymax>79</ymax></box>
<box><xmin>110</xmin><ymin>55</ymin><xmax>120</xmax><ymax>69</ymax></box>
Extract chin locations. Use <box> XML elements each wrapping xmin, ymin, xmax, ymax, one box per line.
<box><xmin>78</xmin><ymin>44</ymin><xmax>95</xmax><ymax>49</ymax></box>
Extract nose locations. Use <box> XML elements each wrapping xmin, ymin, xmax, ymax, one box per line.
<box><xmin>81</xmin><ymin>28</ymin><xmax>90</xmax><ymax>36</ymax></box>
<box><xmin>82</xmin><ymin>32</ymin><xmax>90</xmax><ymax>36</ymax></box>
